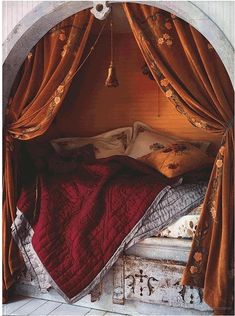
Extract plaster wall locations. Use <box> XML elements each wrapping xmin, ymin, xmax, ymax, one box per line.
<box><xmin>2</xmin><ymin>1</ymin><xmax>234</xmax><ymax>109</ymax></box>
<box><xmin>2</xmin><ymin>1</ymin><xmax>41</xmax><ymax>43</ymax></box>
<box><xmin>2</xmin><ymin>1</ymin><xmax>234</xmax><ymax>47</ymax></box>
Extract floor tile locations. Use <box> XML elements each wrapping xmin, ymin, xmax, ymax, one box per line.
<box><xmin>3</xmin><ymin>296</ymin><xmax>128</xmax><ymax>316</ymax></box>
<box><xmin>104</xmin><ymin>313</ymin><xmax>127</xmax><ymax>316</ymax></box>
<box><xmin>48</xmin><ymin>303</ymin><xmax>91</xmax><ymax>316</ymax></box>
<box><xmin>11</xmin><ymin>298</ymin><xmax>46</xmax><ymax>315</ymax></box>
<box><xmin>2</xmin><ymin>297</ymin><xmax>33</xmax><ymax>315</ymax></box>
<box><xmin>30</xmin><ymin>300</ymin><xmax>62</xmax><ymax>315</ymax></box>
<box><xmin>86</xmin><ymin>309</ymin><xmax>106</xmax><ymax>316</ymax></box>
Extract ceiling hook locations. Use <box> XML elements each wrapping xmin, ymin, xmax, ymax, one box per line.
<box><xmin>90</xmin><ymin>1</ymin><xmax>111</xmax><ymax>20</ymax></box>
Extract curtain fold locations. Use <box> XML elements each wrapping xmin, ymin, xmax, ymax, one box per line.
<box><xmin>3</xmin><ymin>10</ymin><xmax>94</xmax><ymax>302</ymax></box>
<box><xmin>123</xmin><ymin>3</ymin><xmax>234</xmax><ymax>314</ymax></box>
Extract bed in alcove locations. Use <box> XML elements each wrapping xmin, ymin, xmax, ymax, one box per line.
<box><xmin>3</xmin><ymin>3</ymin><xmax>234</xmax><ymax>316</ymax></box>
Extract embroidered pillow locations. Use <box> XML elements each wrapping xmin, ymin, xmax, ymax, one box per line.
<box><xmin>126</xmin><ymin>121</ymin><xmax>178</xmax><ymax>158</ymax></box>
<box><xmin>26</xmin><ymin>141</ymin><xmax>55</xmax><ymax>171</ymax></box>
<box><xmin>47</xmin><ymin>153</ymin><xmax>78</xmax><ymax>174</ymax></box>
<box><xmin>59</xmin><ymin>144</ymin><xmax>96</xmax><ymax>163</ymax></box>
<box><xmin>126</xmin><ymin>121</ymin><xmax>211</xmax><ymax>158</ymax></box>
<box><xmin>182</xmin><ymin>165</ymin><xmax>213</xmax><ymax>183</ymax></box>
<box><xmin>138</xmin><ymin>143</ymin><xmax>213</xmax><ymax>178</ymax></box>
<box><xmin>157</xmin><ymin>204</ymin><xmax>203</xmax><ymax>239</ymax></box>
<box><xmin>51</xmin><ymin>127</ymin><xmax>132</xmax><ymax>159</ymax></box>
<box><xmin>187</xmin><ymin>141</ymin><xmax>211</xmax><ymax>153</ymax></box>
<box><xmin>48</xmin><ymin>144</ymin><xmax>96</xmax><ymax>174</ymax></box>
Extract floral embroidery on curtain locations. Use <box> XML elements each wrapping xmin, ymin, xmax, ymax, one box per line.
<box><xmin>16</xmin><ymin>71</ymin><xmax>73</xmax><ymax>139</ymax></box>
<box><xmin>3</xmin><ymin>10</ymin><xmax>94</xmax><ymax>302</ymax></box>
<box><xmin>148</xmin><ymin>60</ymin><xmax>211</xmax><ymax>131</ymax></box>
<box><xmin>207</xmin><ymin>144</ymin><xmax>225</xmax><ymax>221</ymax></box>
<box><xmin>123</xmin><ymin>4</ymin><xmax>234</xmax><ymax>312</ymax></box>
<box><xmin>188</xmin><ymin>220</ymin><xmax>209</xmax><ymax>284</ymax></box>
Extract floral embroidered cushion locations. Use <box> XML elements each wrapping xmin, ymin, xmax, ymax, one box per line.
<box><xmin>26</xmin><ymin>141</ymin><xmax>56</xmax><ymax>171</ymax></box>
<box><xmin>138</xmin><ymin>142</ymin><xmax>214</xmax><ymax>178</ymax></box>
<box><xmin>51</xmin><ymin>127</ymin><xmax>133</xmax><ymax>159</ymax></box>
<box><xmin>59</xmin><ymin>144</ymin><xmax>96</xmax><ymax>163</ymax></box>
<box><xmin>126</xmin><ymin>121</ymin><xmax>178</xmax><ymax>158</ymax></box>
<box><xmin>182</xmin><ymin>165</ymin><xmax>213</xmax><ymax>183</ymax></box>
<box><xmin>126</xmin><ymin>121</ymin><xmax>211</xmax><ymax>159</ymax></box>
<box><xmin>157</xmin><ymin>204</ymin><xmax>203</xmax><ymax>239</ymax></box>
<box><xmin>187</xmin><ymin>141</ymin><xmax>211</xmax><ymax>153</ymax></box>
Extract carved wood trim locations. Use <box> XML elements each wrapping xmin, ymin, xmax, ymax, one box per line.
<box><xmin>90</xmin><ymin>281</ymin><xmax>102</xmax><ymax>302</ymax></box>
<box><xmin>113</xmin><ymin>255</ymin><xmax>211</xmax><ymax>311</ymax></box>
<box><xmin>113</xmin><ymin>256</ymin><xmax>125</xmax><ymax>305</ymax></box>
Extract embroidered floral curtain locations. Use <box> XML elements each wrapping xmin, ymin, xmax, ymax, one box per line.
<box><xmin>123</xmin><ymin>3</ymin><xmax>234</xmax><ymax>314</ymax></box>
<box><xmin>3</xmin><ymin>10</ymin><xmax>94</xmax><ymax>301</ymax></box>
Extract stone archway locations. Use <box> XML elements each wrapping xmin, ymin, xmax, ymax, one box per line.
<box><xmin>3</xmin><ymin>1</ymin><xmax>234</xmax><ymax>109</ymax></box>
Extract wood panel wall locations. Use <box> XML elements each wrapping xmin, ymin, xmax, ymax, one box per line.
<box><xmin>42</xmin><ymin>32</ymin><xmax>220</xmax><ymax>152</ymax></box>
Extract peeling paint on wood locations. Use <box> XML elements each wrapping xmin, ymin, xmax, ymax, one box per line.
<box><xmin>90</xmin><ymin>281</ymin><xmax>102</xmax><ymax>302</ymax></box>
<box><xmin>113</xmin><ymin>255</ymin><xmax>211</xmax><ymax>312</ymax></box>
<box><xmin>113</xmin><ymin>257</ymin><xmax>125</xmax><ymax>305</ymax></box>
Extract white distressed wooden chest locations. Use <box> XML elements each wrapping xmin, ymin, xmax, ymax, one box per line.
<box><xmin>15</xmin><ymin>237</ymin><xmax>213</xmax><ymax>315</ymax></box>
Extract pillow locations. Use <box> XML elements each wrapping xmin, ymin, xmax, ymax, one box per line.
<box><xmin>47</xmin><ymin>144</ymin><xmax>96</xmax><ymax>174</ymax></box>
<box><xmin>51</xmin><ymin>127</ymin><xmax>133</xmax><ymax>159</ymax></box>
<box><xmin>26</xmin><ymin>141</ymin><xmax>55</xmax><ymax>171</ymax></box>
<box><xmin>59</xmin><ymin>144</ymin><xmax>96</xmax><ymax>163</ymax></box>
<box><xmin>182</xmin><ymin>165</ymin><xmax>213</xmax><ymax>183</ymax></box>
<box><xmin>47</xmin><ymin>153</ymin><xmax>78</xmax><ymax>174</ymax></box>
<box><xmin>126</xmin><ymin>121</ymin><xmax>211</xmax><ymax>158</ymax></box>
<box><xmin>138</xmin><ymin>142</ymin><xmax>213</xmax><ymax>178</ymax></box>
<box><xmin>157</xmin><ymin>203</ymin><xmax>204</xmax><ymax>239</ymax></box>
<box><xmin>126</xmin><ymin>121</ymin><xmax>178</xmax><ymax>158</ymax></box>
<box><xmin>188</xmin><ymin>141</ymin><xmax>211</xmax><ymax>153</ymax></box>
<box><xmin>27</xmin><ymin>141</ymin><xmax>95</xmax><ymax>174</ymax></box>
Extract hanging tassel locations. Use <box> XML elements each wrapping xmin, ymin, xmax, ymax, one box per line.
<box><xmin>105</xmin><ymin>62</ymin><xmax>119</xmax><ymax>87</ymax></box>
<box><xmin>105</xmin><ymin>8</ymin><xmax>119</xmax><ymax>87</ymax></box>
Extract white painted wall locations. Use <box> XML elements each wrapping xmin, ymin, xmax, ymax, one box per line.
<box><xmin>193</xmin><ymin>1</ymin><xmax>234</xmax><ymax>47</ymax></box>
<box><xmin>2</xmin><ymin>1</ymin><xmax>235</xmax><ymax>47</ymax></box>
<box><xmin>2</xmin><ymin>1</ymin><xmax>41</xmax><ymax>43</ymax></box>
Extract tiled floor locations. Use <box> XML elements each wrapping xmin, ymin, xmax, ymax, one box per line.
<box><xmin>2</xmin><ymin>296</ymin><xmax>128</xmax><ymax>316</ymax></box>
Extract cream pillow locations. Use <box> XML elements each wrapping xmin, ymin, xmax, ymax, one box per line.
<box><xmin>186</xmin><ymin>141</ymin><xmax>211</xmax><ymax>153</ymax></box>
<box><xmin>126</xmin><ymin>121</ymin><xmax>211</xmax><ymax>158</ymax></box>
<box><xmin>126</xmin><ymin>121</ymin><xmax>179</xmax><ymax>159</ymax></box>
<box><xmin>51</xmin><ymin>127</ymin><xmax>133</xmax><ymax>159</ymax></box>
<box><xmin>138</xmin><ymin>142</ymin><xmax>213</xmax><ymax>178</ymax></box>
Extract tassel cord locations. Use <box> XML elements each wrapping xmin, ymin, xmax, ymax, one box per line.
<box><xmin>110</xmin><ymin>9</ymin><xmax>114</xmax><ymax>64</ymax></box>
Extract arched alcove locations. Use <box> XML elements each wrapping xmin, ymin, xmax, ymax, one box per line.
<box><xmin>3</xmin><ymin>1</ymin><xmax>234</xmax><ymax>111</ymax></box>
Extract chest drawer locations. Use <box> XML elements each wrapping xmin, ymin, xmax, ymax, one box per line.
<box><xmin>113</xmin><ymin>255</ymin><xmax>211</xmax><ymax>312</ymax></box>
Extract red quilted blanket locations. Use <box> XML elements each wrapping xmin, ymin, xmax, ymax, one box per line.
<box><xmin>17</xmin><ymin>156</ymin><xmax>172</xmax><ymax>302</ymax></box>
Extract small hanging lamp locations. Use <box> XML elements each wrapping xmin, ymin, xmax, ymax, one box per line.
<box><xmin>105</xmin><ymin>9</ymin><xmax>119</xmax><ymax>87</ymax></box>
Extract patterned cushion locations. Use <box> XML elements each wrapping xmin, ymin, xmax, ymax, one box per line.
<box><xmin>126</xmin><ymin>121</ymin><xmax>211</xmax><ymax>158</ymax></box>
<box><xmin>189</xmin><ymin>141</ymin><xmax>211</xmax><ymax>153</ymax></box>
<box><xmin>48</xmin><ymin>144</ymin><xmax>96</xmax><ymax>174</ymax></box>
<box><xmin>157</xmin><ymin>204</ymin><xmax>203</xmax><ymax>239</ymax></box>
<box><xmin>59</xmin><ymin>143</ymin><xmax>96</xmax><ymax>162</ymax></box>
<box><xmin>51</xmin><ymin>127</ymin><xmax>133</xmax><ymax>159</ymax></box>
<box><xmin>126</xmin><ymin>121</ymin><xmax>178</xmax><ymax>158</ymax></box>
<box><xmin>182</xmin><ymin>165</ymin><xmax>213</xmax><ymax>183</ymax></box>
<box><xmin>26</xmin><ymin>142</ymin><xmax>55</xmax><ymax>171</ymax></box>
<box><xmin>130</xmin><ymin>182</ymin><xmax>207</xmax><ymax>242</ymax></box>
<box><xmin>138</xmin><ymin>143</ymin><xmax>213</xmax><ymax>178</ymax></box>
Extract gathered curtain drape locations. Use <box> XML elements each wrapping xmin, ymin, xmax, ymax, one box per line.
<box><xmin>123</xmin><ymin>3</ymin><xmax>234</xmax><ymax>314</ymax></box>
<box><xmin>3</xmin><ymin>9</ymin><xmax>94</xmax><ymax>301</ymax></box>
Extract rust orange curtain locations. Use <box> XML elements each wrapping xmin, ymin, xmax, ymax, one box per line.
<box><xmin>3</xmin><ymin>10</ymin><xmax>94</xmax><ymax>301</ymax></box>
<box><xmin>123</xmin><ymin>3</ymin><xmax>234</xmax><ymax>314</ymax></box>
